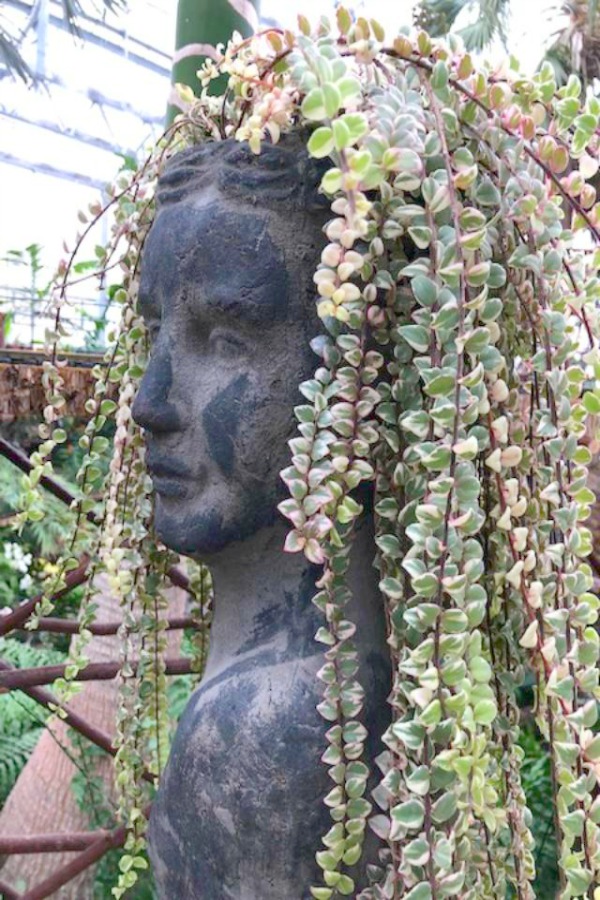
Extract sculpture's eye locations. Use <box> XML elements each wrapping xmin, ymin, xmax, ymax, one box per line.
<box><xmin>147</xmin><ymin>320</ymin><xmax>161</xmax><ymax>343</ymax></box>
<box><xmin>209</xmin><ymin>328</ymin><xmax>249</xmax><ymax>359</ymax></box>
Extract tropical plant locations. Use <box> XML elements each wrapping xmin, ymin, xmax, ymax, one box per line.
<box><xmin>0</xmin><ymin>0</ymin><xmax>126</xmax><ymax>83</ymax></box>
<box><xmin>415</xmin><ymin>0</ymin><xmax>600</xmax><ymax>89</ymax></box>
<box><xmin>545</xmin><ymin>0</ymin><xmax>600</xmax><ymax>87</ymax></box>
<box><xmin>414</xmin><ymin>0</ymin><xmax>511</xmax><ymax>52</ymax></box>
<box><xmin>9</xmin><ymin>9</ymin><xmax>600</xmax><ymax>898</ymax></box>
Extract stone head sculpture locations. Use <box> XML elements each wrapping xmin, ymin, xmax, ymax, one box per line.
<box><xmin>132</xmin><ymin>136</ymin><xmax>329</xmax><ymax>558</ymax></box>
<box><xmin>132</xmin><ymin>137</ymin><xmax>390</xmax><ymax>899</ymax></box>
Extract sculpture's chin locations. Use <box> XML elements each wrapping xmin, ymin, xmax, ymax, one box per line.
<box><xmin>153</xmin><ymin>503</ymin><xmax>229</xmax><ymax>558</ymax></box>
<box><xmin>153</xmin><ymin>496</ymin><xmax>279</xmax><ymax>560</ymax></box>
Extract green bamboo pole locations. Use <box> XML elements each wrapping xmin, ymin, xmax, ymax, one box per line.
<box><xmin>167</xmin><ymin>0</ymin><xmax>261</xmax><ymax>125</ymax></box>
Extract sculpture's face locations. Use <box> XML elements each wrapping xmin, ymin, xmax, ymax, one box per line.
<box><xmin>132</xmin><ymin>190</ymin><xmax>322</xmax><ymax>557</ymax></box>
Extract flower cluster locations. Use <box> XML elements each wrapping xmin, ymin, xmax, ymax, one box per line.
<box><xmin>3</xmin><ymin>542</ymin><xmax>33</xmax><ymax>592</ymax></box>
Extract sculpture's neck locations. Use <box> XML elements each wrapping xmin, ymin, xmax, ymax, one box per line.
<box><xmin>203</xmin><ymin>516</ymin><xmax>385</xmax><ymax>679</ymax></box>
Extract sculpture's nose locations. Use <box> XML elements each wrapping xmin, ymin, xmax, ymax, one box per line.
<box><xmin>132</xmin><ymin>346</ymin><xmax>182</xmax><ymax>434</ymax></box>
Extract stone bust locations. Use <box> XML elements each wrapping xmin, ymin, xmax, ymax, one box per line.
<box><xmin>132</xmin><ymin>137</ymin><xmax>390</xmax><ymax>898</ymax></box>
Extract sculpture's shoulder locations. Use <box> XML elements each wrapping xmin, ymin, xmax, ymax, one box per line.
<box><xmin>149</xmin><ymin>651</ymin><xmax>331</xmax><ymax>899</ymax></box>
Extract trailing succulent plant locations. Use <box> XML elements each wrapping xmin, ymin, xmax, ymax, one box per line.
<box><xmin>16</xmin><ymin>8</ymin><xmax>600</xmax><ymax>898</ymax></box>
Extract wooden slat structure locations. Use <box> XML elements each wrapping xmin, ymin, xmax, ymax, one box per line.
<box><xmin>0</xmin><ymin>348</ymin><xmax>105</xmax><ymax>422</ymax></box>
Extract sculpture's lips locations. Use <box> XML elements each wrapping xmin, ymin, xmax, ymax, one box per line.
<box><xmin>147</xmin><ymin>458</ymin><xmax>192</xmax><ymax>498</ymax></box>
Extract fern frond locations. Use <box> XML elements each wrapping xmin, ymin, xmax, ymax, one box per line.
<box><xmin>459</xmin><ymin>0</ymin><xmax>511</xmax><ymax>50</ymax></box>
<box><xmin>414</xmin><ymin>0</ymin><xmax>510</xmax><ymax>50</ymax></box>
<box><xmin>0</xmin><ymin>640</ymin><xmax>64</xmax><ymax>739</ymax></box>
<box><xmin>0</xmin><ymin>729</ymin><xmax>42</xmax><ymax>804</ymax></box>
<box><xmin>27</xmin><ymin>514</ymin><xmax>74</xmax><ymax>557</ymax></box>
<box><xmin>414</xmin><ymin>0</ymin><xmax>472</xmax><ymax>36</ymax></box>
<box><xmin>0</xmin><ymin>691</ymin><xmax>45</xmax><ymax>737</ymax></box>
<box><xmin>0</xmin><ymin>637</ymin><xmax>64</xmax><ymax>670</ymax></box>
<box><xmin>0</xmin><ymin>640</ymin><xmax>66</xmax><ymax>806</ymax></box>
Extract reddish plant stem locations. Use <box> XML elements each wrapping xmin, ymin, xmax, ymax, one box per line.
<box><xmin>486</xmin><ymin>414</ymin><xmax>580</xmax><ymax>892</ymax></box>
<box><xmin>422</xmin><ymin>740</ymin><xmax>438</xmax><ymax>900</ymax></box>
<box><xmin>450</xmin><ymin>111</ymin><xmax>595</xmax><ymax>835</ymax></box>
<box><xmin>481</xmin><ymin>823</ymin><xmax>498</xmax><ymax>891</ymax></box>
<box><xmin>234</xmin><ymin>45</ymin><xmax>293</xmax><ymax>132</ymax></box>
<box><xmin>509</xmin><ymin>217</ymin><xmax>593</xmax><ymax>884</ymax></box>
<box><xmin>520</xmin><ymin>226</ymin><xmax>594</xmax><ymax>882</ymax></box>
<box><xmin>459</xmin><ymin>116</ymin><xmax>595</xmax><ymax>356</ymax></box>
<box><xmin>546</xmin><ymin>702</ymin><xmax>565</xmax><ymax>886</ymax></box>
<box><xmin>481</xmin><ymin>380</ymin><xmax>528</xmax><ymax>898</ymax></box>
<box><xmin>485</xmin><ymin>417</ymin><xmax>585</xmax><ymax>724</ymax></box>
<box><xmin>0</xmin><ymin>656</ymin><xmax>194</xmax><ymax>690</ymax></box>
<box><xmin>420</xmin><ymin>76</ymin><xmax>467</xmax><ymax>899</ymax></box>
<box><xmin>422</xmin><ymin>77</ymin><xmax>467</xmax><ymax>662</ymax></box>
<box><xmin>557</xmin><ymin>251</ymin><xmax>594</xmax><ymax>348</ymax></box>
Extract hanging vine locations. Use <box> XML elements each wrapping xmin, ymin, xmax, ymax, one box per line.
<box><xmin>12</xmin><ymin>8</ymin><xmax>600</xmax><ymax>898</ymax></box>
